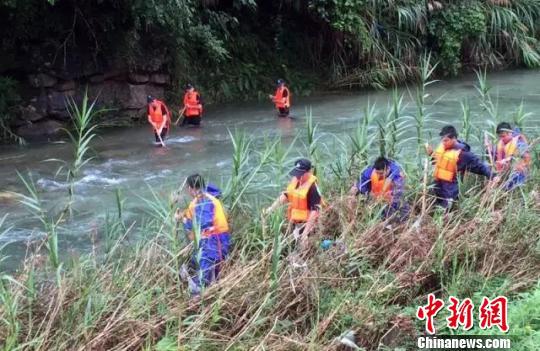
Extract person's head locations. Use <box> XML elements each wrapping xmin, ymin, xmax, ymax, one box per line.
<box><xmin>289</xmin><ymin>158</ymin><xmax>312</xmax><ymax>182</ymax></box>
<box><xmin>373</xmin><ymin>156</ymin><xmax>390</xmax><ymax>177</ymax></box>
<box><xmin>439</xmin><ymin>125</ymin><xmax>458</xmax><ymax>149</ymax></box>
<box><xmin>496</xmin><ymin>122</ymin><xmax>513</xmax><ymax>143</ymax></box>
<box><xmin>147</xmin><ymin>95</ymin><xmax>155</xmax><ymax>104</ymax></box>
<box><xmin>276</xmin><ymin>79</ymin><xmax>285</xmax><ymax>87</ymax></box>
<box><xmin>185</xmin><ymin>83</ymin><xmax>194</xmax><ymax>92</ymax></box>
<box><xmin>186</xmin><ymin>174</ymin><xmax>205</xmax><ymax>197</ymax></box>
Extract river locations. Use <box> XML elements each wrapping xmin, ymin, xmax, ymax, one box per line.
<box><xmin>1</xmin><ymin>69</ymin><xmax>539</xmax><ymax>269</ymax></box>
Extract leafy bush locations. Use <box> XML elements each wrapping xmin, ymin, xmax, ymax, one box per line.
<box><xmin>0</xmin><ymin>76</ymin><xmax>21</xmax><ymax>142</ymax></box>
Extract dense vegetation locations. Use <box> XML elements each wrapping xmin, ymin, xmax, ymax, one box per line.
<box><xmin>0</xmin><ymin>69</ymin><xmax>539</xmax><ymax>349</ymax></box>
<box><xmin>2</xmin><ymin>0</ymin><xmax>540</xmax><ymax>95</ymax></box>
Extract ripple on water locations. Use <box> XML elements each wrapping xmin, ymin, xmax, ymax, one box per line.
<box><xmin>102</xmin><ymin>158</ymin><xmax>140</xmax><ymax>168</ymax></box>
<box><xmin>79</xmin><ymin>173</ymin><xmax>126</xmax><ymax>185</ymax></box>
<box><xmin>37</xmin><ymin>178</ymin><xmax>68</xmax><ymax>190</ymax></box>
<box><xmin>167</xmin><ymin>136</ymin><xmax>197</xmax><ymax>144</ymax></box>
<box><xmin>0</xmin><ymin>228</ymin><xmax>46</xmax><ymax>243</ymax></box>
<box><xmin>144</xmin><ymin>169</ymin><xmax>172</xmax><ymax>181</ymax></box>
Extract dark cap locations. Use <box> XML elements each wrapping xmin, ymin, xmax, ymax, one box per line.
<box><xmin>185</xmin><ymin>83</ymin><xmax>193</xmax><ymax>90</ymax></box>
<box><xmin>147</xmin><ymin>95</ymin><xmax>155</xmax><ymax>103</ymax></box>
<box><xmin>439</xmin><ymin>125</ymin><xmax>458</xmax><ymax>138</ymax></box>
<box><xmin>276</xmin><ymin>79</ymin><xmax>285</xmax><ymax>86</ymax></box>
<box><xmin>496</xmin><ymin>122</ymin><xmax>512</xmax><ymax>134</ymax></box>
<box><xmin>289</xmin><ymin>158</ymin><xmax>312</xmax><ymax>177</ymax></box>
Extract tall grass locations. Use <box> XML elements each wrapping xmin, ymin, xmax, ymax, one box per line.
<box><xmin>45</xmin><ymin>90</ymin><xmax>100</xmax><ymax>216</ymax></box>
<box><xmin>412</xmin><ymin>53</ymin><xmax>438</xmax><ymax>153</ymax></box>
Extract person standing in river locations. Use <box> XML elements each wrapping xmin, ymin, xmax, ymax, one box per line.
<box><xmin>269</xmin><ymin>79</ymin><xmax>290</xmax><ymax>117</ymax></box>
<box><xmin>147</xmin><ymin>95</ymin><xmax>170</xmax><ymax>146</ymax></box>
<box><xmin>181</xmin><ymin>84</ymin><xmax>203</xmax><ymax>126</ymax></box>
<box><xmin>425</xmin><ymin>125</ymin><xmax>495</xmax><ymax>209</ymax></box>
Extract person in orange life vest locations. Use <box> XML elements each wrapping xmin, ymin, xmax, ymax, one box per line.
<box><xmin>175</xmin><ymin>174</ymin><xmax>231</xmax><ymax>293</ymax></box>
<box><xmin>425</xmin><ymin>125</ymin><xmax>494</xmax><ymax>209</ymax></box>
<box><xmin>268</xmin><ymin>79</ymin><xmax>290</xmax><ymax>117</ymax></box>
<box><xmin>147</xmin><ymin>95</ymin><xmax>170</xmax><ymax>144</ymax></box>
<box><xmin>182</xmin><ymin>84</ymin><xmax>203</xmax><ymax>126</ymax></box>
<box><xmin>349</xmin><ymin>156</ymin><xmax>409</xmax><ymax>220</ymax></box>
<box><xmin>264</xmin><ymin>159</ymin><xmax>322</xmax><ymax>246</ymax></box>
<box><xmin>487</xmin><ymin>122</ymin><xmax>531</xmax><ymax>190</ymax></box>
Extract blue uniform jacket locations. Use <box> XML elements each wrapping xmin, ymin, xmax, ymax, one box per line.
<box><xmin>357</xmin><ymin>160</ymin><xmax>405</xmax><ymax>205</ymax></box>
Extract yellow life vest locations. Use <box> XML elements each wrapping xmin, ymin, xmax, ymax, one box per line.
<box><xmin>433</xmin><ymin>143</ymin><xmax>461</xmax><ymax>182</ymax></box>
<box><xmin>496</xmin><ymin>135</ymin><xmax>529</xmax><ymax>172</ymax></box>
<box><xmin>286</xmin><ymin>174</ymin><xmax>317</xmax><ymax>223</ymax></box>
<box><xmin>185</xmin><ymin>193</ymin><xmax>229</xmax><ymax>237</ymax></box>
<box><xmin>370</xmin><ymin>170</ymin><xmax>393</xmax><ymax>202</ymax></box>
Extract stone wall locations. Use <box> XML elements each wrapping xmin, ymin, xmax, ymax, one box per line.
<box><xmin>11</xmin><ymin>70</ymin><xmax>170</xmax><ymax>140</ymax></box>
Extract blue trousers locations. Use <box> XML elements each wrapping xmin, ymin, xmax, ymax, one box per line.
<box><xmin>382</xmin><ymin>201</ymin><xmax>410</xmax><ymax>222</ymax></box>
<box><xmin>503</xmin><ymin>172</ymin><xmax>526</xmax><ymax>191</ymax></box>
<box><xmin>192</xmin><ymin>233</ymin><xmax>231</xmax><ymax>289</ymax></box>
<box><xmin>433</xmin><ymin>180</ymin><xmax>459</xmax><ymax>209</ymax></box>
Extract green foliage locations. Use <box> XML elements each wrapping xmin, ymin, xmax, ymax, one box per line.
<box><xmin>310</xmin><ymin>0</ymin><xmax>372</xmax><ymax>50</ymax></box>
<box><xmin>429</xmin><ymin>1</ymin><xmax>487</xmax><ymax>76</ymax></box>
<box><xmin>0</xmin><ymin>76</ymin><xmax>21</xmax><ymax>143</ymax></box>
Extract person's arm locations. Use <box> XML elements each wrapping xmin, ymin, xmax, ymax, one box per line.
<box><xmin>390</xmin><ymin>173</ymin><xmax>405</xmax><ymax>205</ymax></box>
<box><xmin>160</xmin><ymin>103</ymin><xmax>169</xmax><ymax>130</ymax></box>
<box><xmin>303</xmin><ymin>210</ymin><xmax>319</xmax><ymax>236</ymax></box>
<box><xmin>269</xmin><ymin>89</ymin><xmax>276</xmax><ymax>101</ymax></box>
<box><xmin>357</xmin><ymin>168</ymin><xmax>372</xmax><ymax>196</ymax></box>
<box><xmin>183</xmin><ymin>94</ymin><xmax>189</xmax><ymax>108</ymax></box>
<box><xmin>265</xmin><ymin>193</ymin><xmax>287</xmax><ymax>214</ymax></box>
<box><xmin>182</xmin><ymin>206</ymin><xmax>194</xmax><ymax>240</ymax></box>
<box><xmin>514</xmin><ymin>139</ymin><xmax>531</xmax><ymax>172</ymax></box>
<box><xmin>303</xmin><ymin>184</ymin><xmax>322</xmax><ymax>236</ymax></box>
<box><xmin>458</xmin><ymin>151</ymin><xmax>494</xmax><ymax>178</ymax></box>
<box><xmin>147</xmin><ymin>106</ymin><xmax>153</xmax><ymax>124</ymax></box>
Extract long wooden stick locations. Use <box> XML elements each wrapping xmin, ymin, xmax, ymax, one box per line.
<box><xmin>175</xmin><ymin>107</ymin><xmax>186</xmax><ymax>126</ymax></box>
<box><xmin>484</xmin><ymin>131</ymin><xmax>495</xmax><ymax>171</ymax></box>
<box><xmin>154</xmin><ymin>124</ymin><xmax>166</xmax><ymax>147</ymax></box>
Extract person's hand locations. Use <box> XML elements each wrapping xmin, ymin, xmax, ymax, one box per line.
<box><xmin>424</xmin><ymin>143</ymin><xmax>433</xmax><ymax>155</ymax></box>
<box><xmin>174</xmin><ymin>208</ymin><xmax>182</xmax><ymax>221</ymax></box>
<box><xmin>268</xmin><ymin>94</ymin><xmax>274</xmax><ymax>100</ymax></box>
<box><xmin>515</xmin><ymin>163</ymin><xmax>526</xmax><ymax>173</ymax></box>
<box><xmin>263</xmin><ymin>206</ymin><xmax>273</xmax><ymax>216</ymax></box>
<box><xmin>488</xmin><ymin>176</ymin><xmax>501</xmax><ymax>189</ymax></box>
<box><xmin>292</xmin><ymin>226</ymin><xmax>302</xmax><ymax>240</ymax></box>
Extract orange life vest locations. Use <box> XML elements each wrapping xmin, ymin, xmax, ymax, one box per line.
<box><xmin>495</xmin><ymin>134</ymin><xmax>529</xmax><ymax>172</ymax></box>
<box><xmin>286</xmin><ymin>174</ymin><xmax>317</xmax><ymax>223</ymax></box>
<box><xmin>370</xmin><ymin>170</ymin><xmax>393</xmax><ymax>202</ymax></box>
<box><xmin>183</xmin><ymin>90</ymin><xmax>203</xmax><ymax>117</ymax></box>
<box><xmin>433</xmin><ymin>143</ymin><xmax>461</xmax><ymax>182</ymax></box>
<box><xmin>273</xmin><ymin>86</ymin><xmax>290</xmax><ymax>109</ymax></box>
<box><xmin>148</xmin><ymin>100</ymin><xmax>170</xmax><ymax>129</ymax></box>
<box><xmin>184</xmin><ymin>193</ymin><xmax>229</xmax><ymax>238</ymax></box>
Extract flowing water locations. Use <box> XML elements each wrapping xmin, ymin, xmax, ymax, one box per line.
<box><xmin>1</xmin><ymin>70</ymin><xmax>539</xmax><ymax>269</ymax></box>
